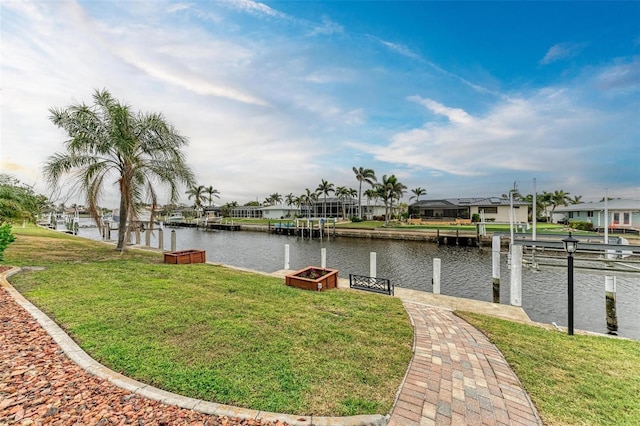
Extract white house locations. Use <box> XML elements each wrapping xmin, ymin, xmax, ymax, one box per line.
<box><xmin>554</xmin><ymin>199</ymin><xmax>640</xmax><ymax>232</ymax></box>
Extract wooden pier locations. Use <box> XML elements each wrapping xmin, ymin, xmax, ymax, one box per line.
<box><xmin>164</xmin><ymin>221</ymin><xmax>241</xmax><ymax>231</ymax></box>
<box><xmin>269</xmin><ymin>220</ymin><xmax>335</xmax><ymax>239</ymax></box>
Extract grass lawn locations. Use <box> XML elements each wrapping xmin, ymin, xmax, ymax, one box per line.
<box><xmin>4</xmin><ymin>226</ymin><xmax>413</xmax><ymax>416</ymax></box>
<box><xmin>458</xmin><ymin>312</ymin><xmax>640</xmax><ymax>426</ymax></box>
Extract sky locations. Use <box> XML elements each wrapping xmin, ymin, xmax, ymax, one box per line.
<box><xmin>1</xmin><ymin>1</ymin><xmax>639</xmax><ymax>208</ymax></box>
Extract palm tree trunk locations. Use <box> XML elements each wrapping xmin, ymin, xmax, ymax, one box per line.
<box><xmin>116</xmin><ymin>192</ymin><xmax>128</xmax><ymax>250</ymax></box>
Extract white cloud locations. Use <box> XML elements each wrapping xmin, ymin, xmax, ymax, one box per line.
<box><xmin>353</xmin><ymin>90</ymin><xmax>603</xmax><ymax>177</ymax></box>
<box><xmin>540</xmin><ymin>42</ymin><xmax>584</xmax><ymax>65</ymax></box>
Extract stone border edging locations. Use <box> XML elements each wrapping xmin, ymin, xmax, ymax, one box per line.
<box><xmin>1</xmin><ymin>267</ymin><xmax>388</xmax><ymax>426</ymax></box>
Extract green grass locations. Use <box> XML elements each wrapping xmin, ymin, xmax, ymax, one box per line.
<box><xmin>4</xmin><ymin>225</ymin><xmax>413</xmax><ymax>416</ymax></box>
<box><xmin>457</xmin><ymin>312</ymin><xmax>640</xmax><ymax>426</ymax></box>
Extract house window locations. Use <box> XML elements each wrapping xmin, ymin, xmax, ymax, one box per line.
<box><xmin>568</xmin><ymin>212</ymin><xmax>574</xmax><ymax>219</ymax></box>
<box><xmin>483</xmin><ymin>207</ymin><xmax>498</xmax><ymax>214</ymax></box>
<box><xmin>613</xmin><ymin>212</ymin><xmax>619</xmax><ymax>224</ymax></box>
<box><xmin>623</xmin><ymin>212</ymin><xmax>630</xmax><ymax>225</ymax></box>
<box><xmin>587</xmin><ymin>211</ymin><xmax>593</xmax><ymax>218</ymax></box>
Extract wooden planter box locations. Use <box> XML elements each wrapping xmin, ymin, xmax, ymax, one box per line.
<box><xmin>285</xmin><ymin>267</ymin><xmax>339</xmax><ymax>291</ymax></box>
<box><xmin>164</xmin><ymin>249</ymin><xmax>206</xmax><ymax>264</ymax></box>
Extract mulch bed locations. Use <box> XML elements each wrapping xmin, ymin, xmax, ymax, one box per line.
<box><xmin>0</xmin><ymin>282</ymin><xmax>289</xmax><ymax>426</ymax></box>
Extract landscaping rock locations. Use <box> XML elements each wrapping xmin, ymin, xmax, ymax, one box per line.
<box><xmin>0</xmin><ymin>288</ymin><xmax>288</xmax><ymax>425</ymax></box>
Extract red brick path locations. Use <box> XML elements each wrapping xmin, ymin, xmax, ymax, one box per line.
<box><xmin>388</xmin><ymin>302</ymin><xmax>542</xmax><ymax>426</ymax></box>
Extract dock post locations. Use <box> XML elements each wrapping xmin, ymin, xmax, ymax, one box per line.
<box><xmin>370</xmin><ymin>252</ymin><xmax>377</xmax><ymax>278</ymax></box>
<box><xmin>171</xmin><ymin>230</ymin><xmax>176</xmax><ymax>252</ymax></box>
<box><xmin>433</xmin><ymin>258</ymin><xmax>441</xmax><ymax>294</ymax></box>
<box><xmin>158</xmin><ymin>229</ymin><xmax>164</xmax><ymax>250</ymax></box>
<box><xmin>492</xmin><ymin>236</ymin><xmax>501</xmax><ymax>303</ymax></box>
<box><xmin>284</xmin><ymin>244</ymin><xmax>290</xmax><ymax>270</ymax></box>
<box><xmin>456</xmin><ymin>228</ymin><xmax>459</xmax><ymax>245</ymax></box>
<box><xmin>510</xmin><ymin>245</ymin><xmax>522</xmax><ymax>307</ymax></box>
<box><xmin>145</xmin><ymin>228</ymin><xmax>151</xmax><ymax>246</ymax></box>
<box><xmin>605</xmin><ymin>276</ymin><xmax>618</xmax><ymax>333</ymax></box>
<box><xmin>321</xmin><ymin>248</ymin><xmax>326</xmax><ymax>268</ymax></box>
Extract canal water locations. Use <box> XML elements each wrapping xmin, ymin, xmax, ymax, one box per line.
<box><xmin>76</xmin><ymin>225</ymin><xmax>640</xmax><ymax>340</ymax></box>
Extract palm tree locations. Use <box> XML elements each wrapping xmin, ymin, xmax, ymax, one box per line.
<box><xmin>376</xmin><ymin>174</ymin><xmax>407</xmax><ymax>226</ymax></box>
<box><xmin>285</xmin><ymin>193</ymin><xmax>295</xmax><ymax>207</ymax></box>
<box><xmin>347</xmin><ymin>187</ymin><xmax>358</xmax><ymax>218</ymax></box>
<box><xmin>316</xmin><ymin>179</ymin><xmax>334</xmax><ymax>218</ymax></box>
<box><xmin>353</xmin><ymin>167</ymin><xmax>377</xmax><ymax>220</ymax></box>
<box><xmin>335</xmin><ymin>186</ymin><xmax>349</xmax><ymax>219</ymax></box>
<box><xmin>205</xmin><ymin>186</ymin><xmax>220</xmax><ymax>206</ymax></box>
<box><xmin>44</xmin><ymin>89</ymin><xmax>195</xmax><ymax>250</ymax></box>
<box><xmin>409</xmin><ymin>187</ymin><xmax>427</xmax><ymax>202</ymax></box>
<box><xmin>550</xmin><ymin>189</ymin><xmax>571</xmax><ymax>218</ymax></box>
<box><xmin>186</xmin><ymin>184</ymin><xmax>206</xmax><ymax>211</ymax></box>
<box><xmin>363</xmin><ymin>188</ymin><xmax>378</xmax><ymax>220</ymax></box>
<box><xmin>570</xmin><ymin>195</ymin><xmax>583</xmax><ymax>205</ymax></box>
<box><xmin>300</xmin><ymin>188</ymin><xmax>317</xmax><ymax>219</ymax></box>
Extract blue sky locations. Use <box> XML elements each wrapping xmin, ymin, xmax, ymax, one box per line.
<box><xmin>1</xmin><ymin>1</ymin><xmax>638</xmax><ymax>207</ymax></box>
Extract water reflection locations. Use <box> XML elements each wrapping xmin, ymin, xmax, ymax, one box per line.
<box><xmin>76</xmin><ymin>225</ymin><xmax>640</xmax><ymax>340</ymax></box>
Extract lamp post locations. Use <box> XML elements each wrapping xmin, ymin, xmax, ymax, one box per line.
<box><xmin>562</xmin><ymin>232</ymin><xmax>579</xmax><ymax>335</ymax></box>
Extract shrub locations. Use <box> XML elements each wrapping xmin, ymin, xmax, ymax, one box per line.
<box><xmin>472</xmin><ymin>213</ymin><xmax>481</xmax><ymax>223</ymax></box>
<box><xmin>569</xmin><ymin>220</ymin><xmax>594</xmax><ymax>231</ymax></box>
<box><xmin>0</xmin><ymin>222</ymin><xmax>15</xmax><ymax>261</ymax></box>
<box><xmin>350</xmin><ymin>216</ymin><xmax>363</xmax><ymax>222</ymax></box>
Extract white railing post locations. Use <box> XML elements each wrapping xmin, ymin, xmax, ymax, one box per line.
<box><xmin>321</xmin><ymin>248</ymin><xmax>326</xmax><ymax>268</ymax></box>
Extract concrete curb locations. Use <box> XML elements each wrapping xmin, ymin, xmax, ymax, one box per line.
<box><xmin>1</xmin><ymin>267</ymin><xmax>388</xmax><ymax>426</ymax></box>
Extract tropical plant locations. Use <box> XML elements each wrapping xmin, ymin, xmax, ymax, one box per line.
<box><xmin>570</xmin><ymin>195</ymin><xmax>583</xmax><ymax>205</ymax></box>
<box><xmin>409</xmin><ymin>187</ymin><xmax>427</xmax><ymax>203</ymax></box>
<box><xmin>363</xmin><ymin>188</ymin><xmax>378</xmax><ymax>220</ymax></box>
<box><xmin>285</xmin><ymin>193</ymin><xmax>295</xmax><ymax>208</ymax></box>
<box><xmin>45</xmin><ymin>89</ymin><xmax>195</xmax><ymax>250</ymax></box>
<box><xmin>265</xmin><ymin>193</ymin><xmax>282</xmax><ymax>206</ymax></box>
<box><xmin>549</xmin><ymin>190</ymin><xmax>571</xmax><ymax>217</ymax></box>
<box><xmin>300</xmin><ymin>188</ymin><xmax>317</xmax><ymax>219</ymax></box>
<box><xmin>352</xmin><ymin>167</ymin><xmax>377</xmax><ymax>220</ymax></box>
<box><xmin>186</xmin><ymin>185</ymin><xmax>206</xmax><ymax>212</ymax></box>
<box><xmin>376</xmin><ymin>174</ymin><xmax>407</xmax><ymax>226</ymax></box>
<box><xmin>316</xmin><ymin>179</ymin><xmax>334</xmax><ymax>218</ymax></box>
<box><xmin>205</xmin><ymin>186</ymin><xmax>220</xmax><ymax>206</ymax></box>
<box><xmin>335</xmin><ymin>186</ymin><xmax>349</xmax><ymax>219</ymax></box>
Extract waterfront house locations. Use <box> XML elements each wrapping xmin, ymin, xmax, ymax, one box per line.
<box><xmin>408</xmin><ymin>197</ymin><xmax>530</xmax><ymax>223</ymax></box>
<box><xmin>554</xmin><ymin>199</ymin><xmax>640</xmax><ymax>233</ymax></box>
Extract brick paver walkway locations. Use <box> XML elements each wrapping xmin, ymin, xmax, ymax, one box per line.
<box><xmin>389</xmin><ymin>302</ymin><xmax>542</xmax><ymax>426</ymax></box>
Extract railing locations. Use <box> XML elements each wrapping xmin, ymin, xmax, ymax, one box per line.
<box><xmin>349</xmin><ymin>274</ymin><xmax>393</xmax><ymax>296</ymax></box>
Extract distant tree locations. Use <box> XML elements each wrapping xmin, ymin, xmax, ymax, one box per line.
<box><xmin>0</xmin><ymin>174</ymin><xmax>44</xmax><ymax>222</ymax></box>
<box><xmin>335</xmin><ymin>186</ymin><xmax>349</xmax><ymax>219</ymax></box>
<box><xmin>550</xmin><ymin>189</ymin><xmax>571</xmax><ymax>217</ymax></box>
<box><xmin>570</xmin><ymin>195</ymin><xmax>583</xmax><ymax>205</ymax></box>
<box><xmin>352</xmin><ymin>167</ymin><xmax>377</xmax><ymax>220</ymax></box>
<box><xmin>409</xmin><ymin>187</ymin><xmax>427</xmax><ymax>203</ymax></box>
<box><xmin>44</xmin><ymin>89</ymin><xmax>195</xmax><ymax>250</ymax></box>
<box><xmin>376</xmin><ymin>174</ymin><xmax>407</xmax><ymax>226</ymax></box>
<box><xmin>205</xmin><ymin>186</ymin><xmax>220</xmax><ymax>206</ymax></box>
<box><xmin>285</xmin><ymin>193</ymin><xmax>295</xmax><ymax>207</ymax></box>
<box><xmin>186</xmin><ymin>185</ymin><xmax>206</xmax><ymax>211</ymax></box>
<box><xmin>316</xmin><ymin>179</ymin><xmax>334</xmax><ymax>218</ymax></box>
<box><xmin>363</xmin><ymin>188</ymin><xmax>378</xmax><ymax>220</ymax></box>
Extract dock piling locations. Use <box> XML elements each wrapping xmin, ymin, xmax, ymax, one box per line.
<box><xmin>370</xmin><ymin>252</ymin><xmax>377</xmax><ymax>278</ymax></box>
<box><xmin>492</xmin><ymin>236</ymin><xmax>501</xmax><ymax>303</ymax></box>
<box><xmin>284</xmin><ymin>244</ymin><xmax>290</xmax><ymax>270</ymax></box>
<box><xmin>433</xmin><ymin>258</ymin><xmax>441</xmax><ymax>294</ymax></box>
